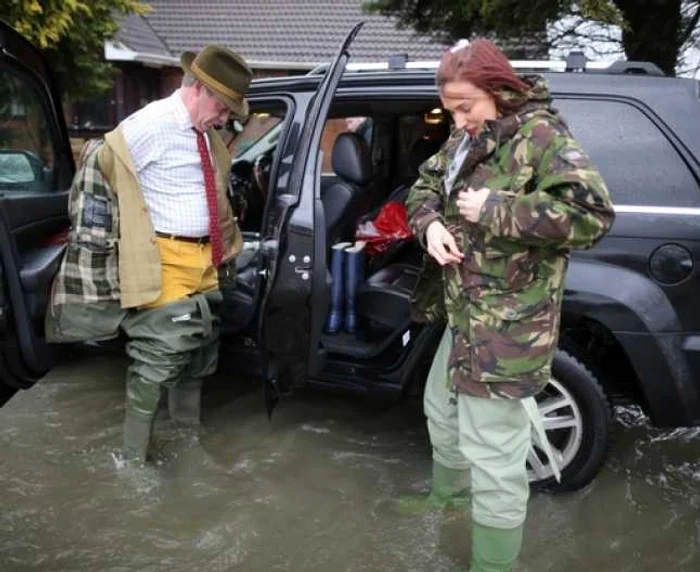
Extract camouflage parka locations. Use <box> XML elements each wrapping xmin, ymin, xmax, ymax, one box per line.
<box><xmin>406</xmin><ymin>75</ymin><xmax>615</xmax><ymax>399</ymax></box>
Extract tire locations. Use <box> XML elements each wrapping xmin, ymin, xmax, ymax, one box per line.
<box><xmin>528</xmin><ymin>348</ymin><xmax>613</xmax><ymax>492</ymax></box>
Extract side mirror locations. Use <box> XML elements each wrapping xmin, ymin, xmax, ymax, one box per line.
<box><xmin>0</xmin><ymin>150</ymin><xmax>40</xmax><ymax>183</ymax></box>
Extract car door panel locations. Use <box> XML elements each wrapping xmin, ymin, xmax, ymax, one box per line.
<box><xmin>219</xmin><ymin>97</ymin><xmax>297</xmax><ymax>336</ymax></box>
<box><xmin>0</xmin><ymin>205</ymin><xmax>61</xmax><ymax>383</ymax></box>
<box><xmin>258</xmin><ymin>23</ymin><xmax>364</xmax><ymax>414</ymax></box>
<box><xmin>0</xmin><ymin>23</ymin><xmax>73</xmax><ymax>402</ymax></box>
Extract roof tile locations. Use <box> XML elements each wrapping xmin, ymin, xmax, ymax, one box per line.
<box><xmin>128</xmin><ymin>0</ymin><xmax>447</xmax><ymax>66</ymax></box>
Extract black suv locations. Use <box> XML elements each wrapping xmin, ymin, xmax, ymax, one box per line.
<box><xmin>2</xmin><ymin>23</ymin><xmax>700</xmax><ymax>491</ymax></box>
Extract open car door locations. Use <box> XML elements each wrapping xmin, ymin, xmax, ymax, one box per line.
<box><xmin>258</xmin><ymin>23</ymin><xmax>364</xmax><ymax>415</ymax></box>
<box><xmin>0</xmin><ymin>23</ymin><xmax>73</xmax><ymax>405</ymax></box>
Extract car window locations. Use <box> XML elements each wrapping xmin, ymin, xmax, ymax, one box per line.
<box><xmin>557</xmin><ymin>99</ymin><xmax>700</xmax><ymax>206</ymax></box>
<box><xmin>320</xmin><ymin>116</ymin><xmax>372</xmax><ymax>175</ymax></box>
<box><xmin>0</xmin><ymin>64</ymin><xmax>56</xmax><ymax>194</ymax></box>
<box><xmin>396</xmin><ymin>111</ymin><xmax>449</xmax><ymax>181</ymax></box>
<box><xmin>228</xmin><ymin>112</ymin><xmax>283</xmax><ymax>159</ymax></box>
<box><xmin>226</xmin><ymin>101</ymin><xmax>290</xmax><ymax>233</ymax></box>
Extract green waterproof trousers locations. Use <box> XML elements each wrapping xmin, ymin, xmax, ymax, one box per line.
<box><xmin>119</xmin><ymin>291</ymin><xmax>221</xmax><ymax>460</ymax></box>
<box><xmin>424</xmin><ymin>326</ymin><xmax>558</xmax><ymax>530</ymax></box>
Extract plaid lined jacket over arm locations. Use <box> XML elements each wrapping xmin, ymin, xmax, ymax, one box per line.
<box><xmin>56</xmin><ymin>142</ymin><xmax>120</xmax><ymax>304</ymax></box>
<box><xmin>45</xmin><ymin>141</ymin><xmax>126</xmax><ymax>342</ymax></box>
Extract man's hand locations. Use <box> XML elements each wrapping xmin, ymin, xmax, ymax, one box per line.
<box><xmin>426</xmin><ymin>220</ymin><xmax>464</xmax><ymax>266</ymax></box>
<box><xmin>456</xmin><ymin>188</ymin><xmax>490</xmax><ymax>223</ymax></box>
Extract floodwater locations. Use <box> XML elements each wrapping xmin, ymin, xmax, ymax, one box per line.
<box><xmin>0</xmin><ymin>347</ymin><xmax>699</xmax><ymax>572</ymax></box>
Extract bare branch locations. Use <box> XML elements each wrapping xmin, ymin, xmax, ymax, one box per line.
<box><xmin>681</xmin><ymin>2</ymin><xmax>700</xmax><ymax>45</ymax></box>
<box><xmin>547</xmin><ymin>12</ymin><xmax>623</xmax><ymax>60</ymax></box>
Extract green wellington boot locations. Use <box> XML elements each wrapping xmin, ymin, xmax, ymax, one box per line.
<box><xmin>469</xmin><ymin>522</ymin><xmax>524</xmax><ymax>572</ymax></box>
<box><xmin>398</xmin><ymin>459</ymin><xmax>470</xmax><ymax>514</ymax></box>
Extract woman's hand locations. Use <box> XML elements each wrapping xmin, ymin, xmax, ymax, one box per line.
<box><xmin>457</xmin><ymin>188</ymin><xmax>490</xmax><ymax>223</ymax></box>
<box><xmin>426</xmin><ymin>220</ymin><xmax>464</xmax><ymax>266</ymax></box>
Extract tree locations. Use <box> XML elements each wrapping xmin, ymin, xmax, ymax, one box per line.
<box><xmin>1</xmin><ymin>0</ymin><xmax>150</xmax><ymax>101</ymax></box>
<box><xmin>363</xmin><ymin>0</ymin><xmax>700</xmax><ymax>76</ymax></box>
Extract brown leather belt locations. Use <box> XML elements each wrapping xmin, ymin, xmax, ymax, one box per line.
<box><xmin>155</xmin><ymin>231</ymin><xmax>210</xmax><ymax>244</ymax></box>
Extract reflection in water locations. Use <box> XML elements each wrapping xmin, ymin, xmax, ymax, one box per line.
<box><xmin>0</xmin><ymin>350</ymin><xmax>698</xmax><ymax>571</ymax></box>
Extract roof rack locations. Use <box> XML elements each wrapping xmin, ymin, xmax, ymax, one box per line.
<box><xmin>307</xmin><ymin>51</ymin><xmax>665</xmax><ymax>77</ymax></box>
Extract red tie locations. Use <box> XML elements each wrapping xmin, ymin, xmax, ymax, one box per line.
<box><xmin>195</xmin><ymin>130</ymin><xmax>223</xmax><ymax>266</ymax></box>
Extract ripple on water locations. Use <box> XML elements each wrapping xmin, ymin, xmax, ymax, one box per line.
<box><xmin>301</xmin><ymin>423</ymin><xmax>331</xmax><ymax>434</ymax></box>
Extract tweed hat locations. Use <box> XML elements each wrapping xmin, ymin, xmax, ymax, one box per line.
<box><xmin>181</xmin><ymin>45</ymin><xmax>253</xmax><ymax>119</ymax></box>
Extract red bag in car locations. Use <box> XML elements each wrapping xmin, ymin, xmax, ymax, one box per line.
<box><xmin>355</xmin><ymin>201</ymin><xmax>413</xmax><ymax>256</ymax></box>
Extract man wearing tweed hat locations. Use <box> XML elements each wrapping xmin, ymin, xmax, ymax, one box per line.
<box><xmin>46</xmin><ymin>45</ymin><xmax>253</xmax><ymax>464</ymax></box>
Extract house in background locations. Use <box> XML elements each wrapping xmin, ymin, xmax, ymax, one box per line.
<box><xmin>68</xmin><ymin>0</ymin><xmax>447</xmax><ymax>133</ymax></box>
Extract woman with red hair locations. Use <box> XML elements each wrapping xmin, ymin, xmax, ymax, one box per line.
<box><xmin>406</xmin><ymin>38</ymin><xmax>614</xmax><ymax>571</ymax></box>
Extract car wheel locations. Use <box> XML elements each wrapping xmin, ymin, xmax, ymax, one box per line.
<box><xmin>527</xmin><ymin>348</ymin><xmax>613</xmax><ymax>492</ymax></box>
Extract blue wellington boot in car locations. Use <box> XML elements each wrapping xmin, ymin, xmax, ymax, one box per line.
<box><xmin>326</xmin><ymin>242</ymin><xmax>352</xmax><ymax>333</ymax></box>
<box><xmin>344</xmin><ymin>241</ymin><xmax>366</xmax><ymax>333</ymax></box>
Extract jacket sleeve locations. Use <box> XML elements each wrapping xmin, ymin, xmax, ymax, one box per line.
<box><xmin>405</xmin><ymin>148</ymin><xmax>447</xmax><ymax>248</ymax></box>
<box><xmin>475</xmin><ymin>127</ymin><xmax>615</xmax><ymax>250</ymax></box>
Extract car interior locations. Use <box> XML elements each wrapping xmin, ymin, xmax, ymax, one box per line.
<box><xmin>224</xmin><ymin>96</ymin><xmax>451</xmax><ymax>366</ymax></box>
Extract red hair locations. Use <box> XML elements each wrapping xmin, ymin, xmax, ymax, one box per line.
<box><xmin>436</xmin><ymin>38</ymin><xmax>530</xmax><ymax>115</ymax></box>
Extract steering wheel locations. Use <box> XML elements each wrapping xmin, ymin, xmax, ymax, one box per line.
<box><xmin>229</xmin><ymin>154</ymin><xmax>272</xmax><ymax>230</ymax></box>
<box><xmin>252</xmin><ymin>151</ymin><xmax>273</xmax><ymax>201</ymax></box>
<box><xmin>229</xmin><ymin>159</ymin><xmax>254</xmax><ymax>219</ymax></box>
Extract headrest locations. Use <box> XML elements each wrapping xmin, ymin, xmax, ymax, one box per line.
<box><xmin>331</xmin><ymin>132</ymin><xmax>372</xmax><ymax>186</ymax></box>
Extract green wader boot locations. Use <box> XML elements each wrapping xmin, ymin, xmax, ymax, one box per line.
<box><xmin>123</xmin><ymin>409</ymin><xmax>155</xmax><ymax>464</ymax></box>
<box><xmin>120</xmin><ymin>293</ymin><xmax>220</xmax><ymax>460</ymax></box>
<box><xmin>399</xmin><ymin>459</ymin><xmax>470</xmax><ymax>514</ymax></box>
<box><xmin>168</xmin><ymin>380</ymin><xmax>203</xmax><ymax>425</ymax></box>
<box><xmin>469</xmin><ymin>522</ymin><xmax>523</xmax><ymax>572</ymax></box>
<box><xmin>167</xmin><ymin>321</ymin><xmax>219</xmax><ymax>425</ymax></box>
